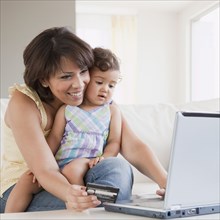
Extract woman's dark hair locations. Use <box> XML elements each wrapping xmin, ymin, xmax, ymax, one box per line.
<box><xmin>90</xmin><ymin>47</ymin><xmax>120</xmax><ymax>72</ymax></box>
<box><xmin>23</xmin><ymin>27</ymin><xmax>94</xmax><ymax>103</ymax></box>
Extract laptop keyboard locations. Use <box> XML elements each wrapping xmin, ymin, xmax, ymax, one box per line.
<box><xmin>129</xmin><ymin>196</ymin><xmax>164</xmax><ymax>209</ymax></box>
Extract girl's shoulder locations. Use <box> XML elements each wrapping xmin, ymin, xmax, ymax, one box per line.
<box><xmin>109</xmin><ymin>101</ymin><xmax>120</xmax><ymax>112</ymax></box>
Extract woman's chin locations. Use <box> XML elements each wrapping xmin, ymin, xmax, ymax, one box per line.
<box><xmin>67</xmin><ymin>98</ymin><xmax>83</xmax><ymax>107</ymax></box>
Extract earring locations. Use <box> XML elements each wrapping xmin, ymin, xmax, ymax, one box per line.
<box><xmin>42</xmin><ymin>83</ymin><xmax>48</xmax><ymax>88</ymax></box>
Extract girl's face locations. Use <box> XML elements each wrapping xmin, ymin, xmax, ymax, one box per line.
<box><xmin>44</xmin><ymin>57</ymin><xmax>90</xmax><ymax>107</ymax></box>
<box><xmin>84</xmin><ymin>68</ymin><xmax>119</xmax><ymax>107</ymax></box>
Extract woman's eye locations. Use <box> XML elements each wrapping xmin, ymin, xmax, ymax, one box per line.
<box><xmin>61</xmin><ymin>75</ymin><xmax>72</xmax><ymax>79</ymax></box>
<box><xmin>80</xmin><ymin>69</ymin><xmax>88</xmax><ymax>75</ymax></box>
<box><xmin>96</xmin><ymin>81</ymin><xmax>103</xmax><ymax>85</ymax></box>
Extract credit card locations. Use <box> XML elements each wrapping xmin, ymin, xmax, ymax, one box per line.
<box><xmin>86</xmin><ymin>182</ymin><xmax>119</xmax><ymax>203</ymax></box>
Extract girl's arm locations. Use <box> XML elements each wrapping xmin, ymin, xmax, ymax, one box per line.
<box><xmin>5</xmin><ymin>91</ymin><xmax>100</xmax><ymax>210</ymax></box>
<box><xmin>89</xmin><ymin>104</ymin><xmax>121</xmax><ymax>168</ymax></box>
<box><xmin>46</xmin><ymin>105</ymin><xmax>66</xmax><ymax>155</ymax></box>
<box><xmin>102</xmin><ymin>104</ymin><xmax>121</xmax><ymax>158</ymax></box>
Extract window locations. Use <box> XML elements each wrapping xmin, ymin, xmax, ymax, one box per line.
<box><xmin>191</xmin><ymin>6</ymin><xmax>219</xmax><ymax>101</ymax></box>
<box><xmin>76</xmin><ymin>8</ymin><xmax>137</xmax><ymax>104</ymax></box>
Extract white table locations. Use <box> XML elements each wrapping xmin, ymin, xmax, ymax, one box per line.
<box><xmin>1</xmin><ymin>207</ymin><xmax>219</xmax><ymax>219</ymax></box>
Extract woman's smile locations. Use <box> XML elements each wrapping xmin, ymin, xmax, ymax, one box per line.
<box><xmin>67</xmin><ymin>90</ymin><xmax>83</xmax><ymax>100</ymax></box>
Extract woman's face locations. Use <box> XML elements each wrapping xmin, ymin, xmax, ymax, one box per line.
<box><xmin>45</xmin><ymin>57</ymin><xmax>90</xmax><ymax>106</ymax></box>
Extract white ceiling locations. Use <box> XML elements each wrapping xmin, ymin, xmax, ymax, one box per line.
<box><xmin>76</xmin><ymin>0</ymin><xmax>196</xmax><ymax>14</ymax></box>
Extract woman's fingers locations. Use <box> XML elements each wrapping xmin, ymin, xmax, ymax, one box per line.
<box><xmin>66</xmin><ymin>196</ymin><xmax>101</xmax><ymax>211</ymax></box>
<box><xmin>71</xmin><ymin>185</ymin><xmax>86</xmax><ymax>193</ymax></box>
<box><xmin>156</xmin><ymin>188</ymin><xmax>166</xmax><ymax>197</ymax></box>
<box><xmin>65</xmin><ymin>185</ymin><xmax>101</xmax><ymax>211</ymax></box>
<box><xmin>67</xmin><ymin>196</ymin><xmax>101</xmax><ymax>211</ymax></box>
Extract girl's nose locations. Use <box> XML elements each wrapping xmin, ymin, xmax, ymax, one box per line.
<box><xmin>101</xmin><ymin>84</ymin><xmax>108</xmax><ymax>92</ymax></box>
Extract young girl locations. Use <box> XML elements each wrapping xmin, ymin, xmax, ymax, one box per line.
<box><xmin>5</xmin><ymin>47</ymin><xmax>123</xmax><ymax>212</ymax></box>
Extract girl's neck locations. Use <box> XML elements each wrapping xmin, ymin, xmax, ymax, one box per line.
<box><xmin>80</xmin><ymin>99</ymin><xmax>100</xmax><ymax>111</ymax></box>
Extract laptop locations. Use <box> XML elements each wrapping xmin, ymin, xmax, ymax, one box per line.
<box><xmin>104</xmin><ymin>111</ymin><xmax>220</xmax><ymax>219</ymax></box>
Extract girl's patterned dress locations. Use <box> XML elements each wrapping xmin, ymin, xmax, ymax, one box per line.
<box><xmin>55</xmin><ymin>104</ymin><xmax>111</xmax><ymax>169</ymax></box>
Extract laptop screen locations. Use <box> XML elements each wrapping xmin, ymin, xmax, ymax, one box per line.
<box><xmin>165</xmin><ymin>112</ymin><xmax>220</xmax><ymax>209</ymax></box>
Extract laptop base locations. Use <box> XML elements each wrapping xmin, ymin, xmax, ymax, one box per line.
<box><xmin>104</xmin><ymin>203</ymin><xmax>220</xmax><ymax>219</ymax></box>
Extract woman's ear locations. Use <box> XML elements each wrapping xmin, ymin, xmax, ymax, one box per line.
<box><xmin>40</xmin><ymin>79</ymin><xmax>48</xmax><ymax>88</ymax></box>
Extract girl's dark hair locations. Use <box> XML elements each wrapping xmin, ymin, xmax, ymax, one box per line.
<box><xmin>23</xmin><ymin>27</ymin><xmax>94</xmax><ymax>103</ymax></box>
<box><xmin>91</xmin><ymin>47</ymin><xmax>120</xmax><ymax>72</ymax></box>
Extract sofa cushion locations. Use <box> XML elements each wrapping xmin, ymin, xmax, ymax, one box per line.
<box><xmin>1</xmin><ymin>98</ymin><xmax>219</xmax><ymax>185</ymax></box>
<box><xmin>119</xmin><ymin>104</ymin><xmax>178</xmax><ymax>183</ymax></box>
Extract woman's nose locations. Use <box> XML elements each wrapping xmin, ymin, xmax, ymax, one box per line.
<box><xmin>71</xmin><ymin>76</ymin><xmax>84</xmax><ymax>89</ymax></box>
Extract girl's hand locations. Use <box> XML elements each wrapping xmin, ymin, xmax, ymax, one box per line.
<box><xmin>65</xmin><ymin>185</ymin><xmax>101</xmax><ymax>211</ymax></box>
<box><xmin>89</xmin><ymin>156</ymin><xmax>104</xmax><ymax>168</ymax></box>
<box><xmin>26</xmin><ymin>170</ymin><xmax>41</xmax><ymax>187</ymax></box>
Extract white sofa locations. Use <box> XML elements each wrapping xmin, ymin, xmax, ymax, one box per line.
<box><xmin>118</xmin><ymin>98</ymin><xmax>220</xmax><ymax>195</ymax></box>
<box><xmin>1</xmin><ymin>98</ymin><xmax>219</xmax><ymax>218</ymax></box>
<box><xmin>1</xmin><ymin>98</ymin><xmax>219</xmax><ymax>195</ymax></box>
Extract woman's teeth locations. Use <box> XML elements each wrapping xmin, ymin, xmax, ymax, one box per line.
<box><xmin>69</xmin><ymin>92</ymin><xmax>82</xmax><ymax>97</ymax></box>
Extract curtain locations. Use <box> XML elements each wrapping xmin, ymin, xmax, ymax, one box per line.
<box><xmin>111</xmin><ymin>15</ymin><xmax>137</xmax><ymax>104</ymax></box>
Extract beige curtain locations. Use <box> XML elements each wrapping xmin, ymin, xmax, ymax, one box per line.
<box><xmin>111</xmin><ymin>15</ymin><xmax>137</xmax><ymax>104</ymax></box>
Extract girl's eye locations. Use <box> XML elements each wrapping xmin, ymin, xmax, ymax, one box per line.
<box><xmin>109</xmin><ymin>84</ymin><xmax>116</xmax><ymax>88</ymax></box>
<box><xmin>96</xmin><ymin>81</ymin><xmax>103</xmax><ymax>85</ymax></box>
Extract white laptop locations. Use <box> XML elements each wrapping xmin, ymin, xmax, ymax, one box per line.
<box><xmin>104</xmin><ymin>111</ymin><xmax>220</xmax><ymax>219</ymax></box>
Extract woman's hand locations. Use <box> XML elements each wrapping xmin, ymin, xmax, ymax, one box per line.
<box><xmin>156</xmin><ymin>188</ymin><xmax>166</xmax><ymax>197</ymax></box>
<box><xmin>65</xmin><ymin>185</ymin><xmax>101</xmax><ymax>211</ymax></box>
<box><xmin>88</xmin><ymin>156</ymin><xmax>104</xmax><ymax>168</ymax></box>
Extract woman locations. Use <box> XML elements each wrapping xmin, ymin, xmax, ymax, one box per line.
<box><xmin>0</xmin><ymin>27</ymin><xmax>166</xmax><ymax>213</ymax></box>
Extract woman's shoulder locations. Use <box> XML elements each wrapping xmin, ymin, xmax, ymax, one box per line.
<box><xmin>6</xmin><ymin>85</ymin><xmax>41</xmax><ymax>116</ymax></box>
<box><xmin>6</xmin><ymin>90</ymin><xmax>39</xmax><ymax>119</ymax></box>
<box><xmin>9</xmin><ymin>84</ymin><xmax>39</xmax><ymax>101</ymax></box>
<box><xmin>9</xmin><ymin>89</ymin><xmax>35</xmax><ymax>106</ymax></box>
<box><xmin>5</xmin><ymin>88</ymin><xmax>41</xmax><ymax>127</ymax></box>
<box><xmin>8</xmin><ymin>84</ymin><xmax>44</xmax><ymax>110</ymax></box>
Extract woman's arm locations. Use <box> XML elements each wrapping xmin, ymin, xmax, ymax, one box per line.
<box><xmin>5</xmin><ymin>91</ymin><xmax>100</xmax><ymax>210</ymax></box>
<box><xmin>120</xmin><ymin>114</ymin><xmax>167</xmax><ymax>189</ymax></box>
<box><xmin>6</xmin><ymin>92</ymin><xmax>70</xmax><ymax>200</ymax></box>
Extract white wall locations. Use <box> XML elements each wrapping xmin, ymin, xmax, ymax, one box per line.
<box><xmin>76</xmin><ymin>11</ymin><xmax>179</xmax><ymax>105</ymax></box>
<box><xmin>76</xmin><ymin>1</ymin><xmax>219</xmax><ymax>105</ymax></box>
<box><xmin>1</xmin><ymin>0</ymin><xmax>75</xmax><ymax>98</ymax></box>
<box><xmin>136</xmin><ymin>11</ymin><xmax>178</xmax><ymax>104</ymax></box>
<box><xmin>1</xmin><ymin>0</ymin><xmax>218</xmax><ymax>103</ymax></box>
<box><xmin>136</xmin><ymin>1</ymin><xmax>219</xmax><ymax>104</ymax></box>
<box><xmin>131</xmin><ymin>1</ymin><xmax>219</xmax><ymax>104</ymax></box>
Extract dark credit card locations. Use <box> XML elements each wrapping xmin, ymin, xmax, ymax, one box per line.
<box><xmin>86</xmin><ymin>182</ymin><xmax>119</xmax><ymax>203</ymax></box>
